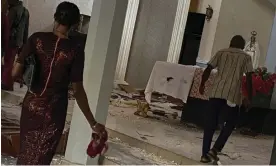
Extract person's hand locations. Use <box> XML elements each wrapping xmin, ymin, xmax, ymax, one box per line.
<box><xmin>92</xmin><ymin>122</ymin><xmax>107</xmax><ymax>138</ymax></box>
<box><xmin>92</xmin><ymin>123</ymin><xmax>105</xmax><ymax>132</ymax></box>
<box><xmin>199</xmin><ymin>84</ymin><xmax>205</xmax><ymax>95</ymax></box>
<box><xmin>13</xmin><ymin>55</ymin><xmax>19</xmax><ymax>66</ymax></box>
<box><xmin>242</xmin><ymin>98</ymin><xmax>251</xmax><ymax>112</ymax></box>
<box><xmin>242</xmin><ymin>98</ymin><xmax>250</xmax><ymax>107</ymax></box>
<box><xmin>2</xmin><ymin>56</ymin><xmax>4</xmax><ymax>65</ymax></box>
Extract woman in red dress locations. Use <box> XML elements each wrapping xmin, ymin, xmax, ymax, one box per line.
<box><xmin>12</xmin><ymin>2</ymin><xmax>106</xmax><ymax>165</ymax></box>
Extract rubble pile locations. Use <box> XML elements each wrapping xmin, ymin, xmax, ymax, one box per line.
<box><xmin>111</xmin><ymin>83</ymin><xmax>183</xmax><ymax>120</ymax></box>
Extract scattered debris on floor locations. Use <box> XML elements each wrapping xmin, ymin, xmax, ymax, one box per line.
<box><xmin>1</xmin><ymin>103</ymin><xmax>21</xmax><ymax>156</ymax></box>
<box><xmin>108</xmin><ymin>105</ymin><xmax>273</xmax><ymax>165</ymax></box>
<box><xmin>1</xmin><ymin>137</ymin><xmax>177</xmax><ymax>165</ymax></box>
<box><xmin>107</xmin><ymin>137</ymin><xmax>177</xmax><ymax>165</ymax></box>
<box><xmin>111</xmin><ymin>83</ymin><xmax>183</xmax><ymax>120</ymax></box>
<box><xmin>218</xmin><ymin>152</ymin><xmax>241</xmax><ymax>160</ymax></box>
<box><xmin>2</xmin><ymin>83</ymin><xmax>273</xmax><ymax>165</ymax></box>
<box><xmin>1</xmin><ymin>154</ymin><xmax>72</xmax><ymax>165</ymax></box>
<box><xmin>1</xmin><ymin>155</ymin><xmax>17</xmax><ymax>165</ymax></box>
<box><xmin>136</xmin><ymin>131</ymin><xmax>154</xmax><ymax>141</ymax></box>
<box><xmin>134</xmin><ymin>100</ymin><xmax>150</xmax><ymax>118</ymax></box>
<box><xmin>118</xmin><ymin>84</ymin><xmax>137</xmax><ymax>94</ymax></box>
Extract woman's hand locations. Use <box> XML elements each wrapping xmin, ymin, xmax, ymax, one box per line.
<box><xmin>72</xmin><ymin>83</ymin><xmax>107</xmax><ymax>135</ymax></box>
<box><xmin>92</xmin><ymin>122</ymin><xmax>107</xmax><ymax>139</ymax></box>
<box><xmin>13</xmin><ymin>55</ymin><xmax>18</xmax><ymax>66</ymax></box>
<box><xmin>92</xmin><ymin>123</ymin><xmax>105</xmax><ymax>133</ymax></box>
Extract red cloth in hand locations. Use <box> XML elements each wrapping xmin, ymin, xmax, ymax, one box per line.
<box><xmin>87</xmin><ymin>130</ymin><xmax>108</xmax><ymax>158</ymax></box>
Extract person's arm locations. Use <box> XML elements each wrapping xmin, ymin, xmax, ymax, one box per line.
<box><xmin>12</xmin><ymin>34</ymin><xmax>34</xmax><ymax>79</ymax></box>
<box><xmin>200</xmin><ymin>65</ymin><xmax>213</xmax><ymax>88</ymax></box>
<box><xmin>70</xmin><ymin>48</ymin><xmax>104</xmax><ymax>132</ymax></box>
<box><xmin>199</xmin><ymin>52</ymin><xmax>220</xmax><ymax>94</ymax></box>
<box><xmin>72</xmin><ymin>82</ymin><xmax>97</xmax><ymax>128</ymax></box>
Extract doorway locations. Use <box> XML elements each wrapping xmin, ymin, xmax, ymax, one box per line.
<box><xmin>178</xmin><ymin>12</ymin><xmax>206</xmax><ymax>65</ymax></box>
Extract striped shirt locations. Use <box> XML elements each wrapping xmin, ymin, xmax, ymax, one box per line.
<box><xmin>208</xmin><ymin>48</ymin><xmax>253</xmax><ymax>105</ymax></box>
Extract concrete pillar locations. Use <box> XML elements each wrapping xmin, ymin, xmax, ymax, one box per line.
<box><xmin>115</xmin><ymin>0</ymin><xmax>139</xmax><ymax>81</ymax></box>
<box><xmin>64</xmin><ymin>0</ymin><xmax>128</xmax><ymax>165</ymax></box>
<box><xmin>271</xmin><ymin>136</ymin><xmax>276</xmax><ymax>165</ymax></box>
<box><xmin>167</xmin><ymin>0</ymin><xmax>191</xmax><ymax>63</ymax></box>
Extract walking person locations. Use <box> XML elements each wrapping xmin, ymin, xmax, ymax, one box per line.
<box><xmin>12</xmin><ymin>2</ymin><xmax>106</xmax><ymax>165</ymax></box>
<box><xmin>199</xmin><ymin>35</ymin><xmax>253</xmax><ymax>163</ymax></box>
<box><xmin>2</xmin><ymin>0</ymin><xmax>29</xmax><ymax>91</ymax></box>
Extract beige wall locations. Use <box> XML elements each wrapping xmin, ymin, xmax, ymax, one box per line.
<box><xmin>23</xmin><ymin>0</ymin><xmax>93</xmax><ymax>35</ymax></box>
<box><xmin>196</xmin><ymin>0</ymin><xmax>222</xmax><ymax>63</ymax></box>
<box><xmin>126</xmin><ymin>0</ymin><xmax>178</xmax><ymax>89</ymax></box>
<box><xmin>23</xmin><ymin>0</ymin><xmax>178</xmax><ymax>89</ymax></box>
<box><xmin>212</xmin><ymin>0</ymin><xmax>275</xmax><ymax>66</ymax></box>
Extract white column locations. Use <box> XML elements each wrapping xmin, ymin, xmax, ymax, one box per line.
<box><xmin>65</xmin><ymin>0</ymin><xmax>128</xmax><ymax>165</ymax></box>
<box><xmin>167</xmin><ymin>0</ymin><xmax>191</xmax><ymax>63</ymax></box>
<box><xmin>114</xmin><ymin>0</ymin><xmax>140</xmax><ymax>81</ymax></box>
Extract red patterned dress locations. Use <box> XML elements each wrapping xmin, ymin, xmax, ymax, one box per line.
<box><xmin>16</xmin><ymin>32</ymin><xmax>84</xmax><ymax>165</ymax></box>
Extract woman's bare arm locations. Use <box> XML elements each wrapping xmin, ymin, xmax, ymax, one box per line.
<box><xmin>72</xmin><ymin>82</ymin><xmax>97</xmax><ymax>128</ymax></box>
<box><xmin>200</xmin><ymin>65</ymin><xmax>213</xmax><ymax>87</ymax></box>
<box><xmin>12</xmin><ymin>34</ymin><xmax>34</xmax><ymax>80</ymax></box>
<box><xmin>12</xmin><ymin>62</ymin><xmax>24</xmax><ymax>79</ymax></box>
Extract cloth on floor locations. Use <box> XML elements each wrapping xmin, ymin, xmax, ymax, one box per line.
<box><xmin>145</xmin><ymin>61</ymin><xmax>197</xmax><ymax>103</ymax></box>
<box><xmin>189</xmin><ymin>68</ymin><xmax>217</xmax><ymax>100</ymax></box>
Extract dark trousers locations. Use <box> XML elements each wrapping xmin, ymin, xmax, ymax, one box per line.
<box><xmin>202</xmin><ymin>98</ymin><xmax>239</xmax><ymax>156</ymax></box>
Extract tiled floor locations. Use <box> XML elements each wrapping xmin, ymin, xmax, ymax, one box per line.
<box><xmin>1</xmin><ymin>84</ymin><xmax>175</xmax><ymax>165</ymax></box>
<box><xmin>106</xmin><ymin>104</ymin><xmax>274</xmax><ymax>165</ymax></box>
<box><xmin>2</xmin><ymin>138</ymin><xmax>175</xmax><ymax>165</ymax></box>
<box><xmin>2</xmin><ymin>83</ymin><xmax>274</xmax><ymax>165</ymax></box>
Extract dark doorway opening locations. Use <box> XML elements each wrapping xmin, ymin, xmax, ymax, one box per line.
<box><xmin>179</xmin><ymin>12</ymin><xmax>206</xmax><ymax>65</ymax></box>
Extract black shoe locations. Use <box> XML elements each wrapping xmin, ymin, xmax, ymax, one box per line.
<box><xmin>200</xmin><ymin>155</ymin><xmax>212</xmax><ymax>163</ymax></box>
<box><xmin>208</xmin><ymin>149</ymin><xmax>220</xmax><ymax>161</ymax></box>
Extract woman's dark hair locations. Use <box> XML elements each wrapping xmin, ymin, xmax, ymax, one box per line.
<box><xmin>229</xmin><ymin>35</ymin><xmax>246</xmax><ymax>49</ymax></box>
<box><xmin>54</xmin><ymin>1</ymin><xmax>80</xmax><ymax>28</ymax></box>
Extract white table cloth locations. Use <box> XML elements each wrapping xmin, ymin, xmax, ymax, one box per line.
<box><xmin>145</xmin><ymin>61</ymin><xmax>197</xmax><ymax>103</ymax></box>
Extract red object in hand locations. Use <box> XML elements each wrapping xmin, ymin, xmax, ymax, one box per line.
<box><xmin>87</xmin><ymin>130</ymin><xmax>108</xmax><ymax>158</ymax></box>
